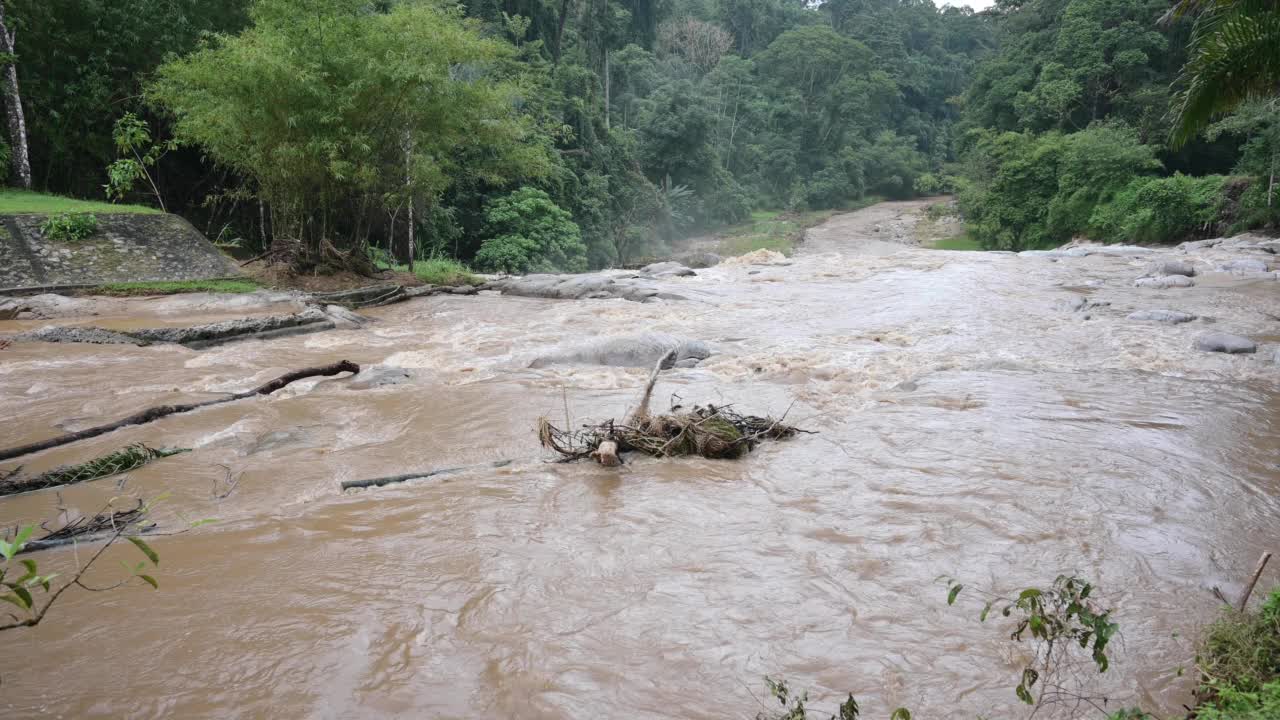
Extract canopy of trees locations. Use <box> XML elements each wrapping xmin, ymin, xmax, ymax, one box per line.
<box><xmin>0</xmin><ymin>0</ymin><xmax>1276</xmax><ymax>265</ymax></box>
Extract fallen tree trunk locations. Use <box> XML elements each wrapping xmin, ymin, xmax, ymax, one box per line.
<box><xmin>0</xmin><ymin>360</ymin><xmax>360</xmax><ymax>462</ymax></box>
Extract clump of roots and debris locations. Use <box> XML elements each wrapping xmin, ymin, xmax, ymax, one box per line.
<box><xmin>0</xmin><ymin>443</ymin><xmax>188</xmax><ymax>497</ymax></box>
<box><xmin>538</xmin><ymin>349</ymin><xmax>809</xmax><ymax>464</ymax></box>
<box><xmin>18</xmin><ymin>499</ymin><xmax>155</xmax><ymax>553</ymax></box>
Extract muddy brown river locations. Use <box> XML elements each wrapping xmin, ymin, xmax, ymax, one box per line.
<box><xmin>2</xmin><ymin>200</ymin><xmax>1279</xmax><ymax>718</ymax></box>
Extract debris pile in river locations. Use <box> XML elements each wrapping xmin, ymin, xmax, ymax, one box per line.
<box><xmin>0</xmin><ymin>443</ymin><xmax>188</xmax><ymax>497</ymax></box>
<box><xmin>538</xmin><ymin>348</ymin><xmax>807</xmax><ymax>464</ymax></box>
<box><xmin>538</xmin><ymin>404</ymin><xmax>803</xmax><ymax>462</ymax></box>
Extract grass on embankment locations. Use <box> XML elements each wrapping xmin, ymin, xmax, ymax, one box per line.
<box><xmin>93</xmin><ymin>279</ymin><xmax>261</xmax><ymax>296</ymax></box>
<box><xmin>1190</xmin><ymin>586</ymin><xmax>1280</xmax><ymax>719</ymax></box>
<box><xmin>717</xmin><ymin>198</ymin><xmax>883</xmax><ymax>257</ymax></box>
<box><xmin>378</xmin><ymin>257</ymin><xmax>481</xmax><ymax>286</ymax></box>
<box><xmin>0</xmin><ymin>189</ymin><xmax>160</xmax><ymax>215</ymax></box>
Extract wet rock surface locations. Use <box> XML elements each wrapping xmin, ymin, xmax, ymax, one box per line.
<box><xmin>485</xmin><ymin>273</ymin><xmax>685</xmax><ymax>302</ymax></box>
<box><xmin>0</xmin><ymin>214</ymin><xmax>241</xmax><ymax>289</ymax></box>
<box><xmin>529</xmin><ymin>333</ymin><xmax>712</xmax><ymax>368</ymax></box>
<box><xmin>347</xmin><ymin>364</ymin><xmax>413</xmax><ymax>389</ymax></box>
<box><xmin>1194</xmin><ymin>332</ymin><xmax>1257</xmax><ymax>354</ymax></box>
<box><xmin>11</xmin><ymin>307</ymin><xmax>340</xmax><ymax>348</ymax></box>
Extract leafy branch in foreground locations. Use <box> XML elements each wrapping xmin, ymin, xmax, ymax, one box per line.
<box><xmin>755</xmin><ymin>676</ymin><xmax>911</xmax><ymax>720</ymax></box>
<box><xmin>0</xmin><ymin>496</ymin><xmax>174</xmax><ymax>632</ymax></box>
<box><xmin>943</xmin><ymin>575</ymin><xmax>1125</xmax><ymax>715</ymax></box>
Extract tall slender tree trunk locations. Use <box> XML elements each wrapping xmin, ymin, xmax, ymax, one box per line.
<box><xmin>603</xmin><ymin>49</ymin><xmax>610</xmax><ymax>132</ymax></box>
<box><xmin>0</xmin><ymin>2</ymin><xmax>31</xmax><ymax>189</ymax></box>
<box><xmin>553</xmin><ymin>0</ymin><xmax>571</xmax><ymax>65</ymax></box>
<box><xmin>403</xmin><ymin>129</ymin><xmax>414</xmax><ymax>273</ymax></box>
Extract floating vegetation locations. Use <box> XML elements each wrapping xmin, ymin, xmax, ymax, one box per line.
<box><xmin>0</xmin><ymin>443</ymin><xmax>188</xmax><ymax>497</ymax></box>
<box><xmin>19</xmin><ymin>499</ymin><xmax>155</xmax><ymax>553</ymax></box>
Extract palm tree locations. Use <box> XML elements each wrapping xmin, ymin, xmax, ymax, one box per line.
<box><xmin>1168</xmin><ymin>0</ymin><xmax>1280</xmax><ymax>147</ymax></box>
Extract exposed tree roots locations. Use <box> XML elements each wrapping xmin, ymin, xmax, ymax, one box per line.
<box><xmin>0</xmin><ymin>360</ymin><xmax>360</xmax><ymax>463</ymax></box>
<box><xmin>0</xmin><ymin>443</ymin><xmax>188</xmax><ymax>497</ymax></box>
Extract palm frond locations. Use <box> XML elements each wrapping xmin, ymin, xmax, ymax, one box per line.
<box><xmin>1171</xmin><ymin>12</ymin><xmax>1280</xmax><ymax>147</ymax></box>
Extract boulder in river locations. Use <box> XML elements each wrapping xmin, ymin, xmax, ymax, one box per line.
<box><xmin>1144</xmin><ymin>260</ymin><xmax>1196</xmax><ymax>277</ymax></box>
<box><xmin>529</xmin><ymin>333</ymin><xmax>712</xmax><ymax>368</ymax></box>
<box><xmin>1127</xmin><ymin>309</ymin><xmax>1197</xmax><ymax>324</ymax></box>
<box><xmin>1194</xmin><ymin>332</ymin><xmax>1256</xmax><ymax>354</ymax></box>
<box><xmin>1134</xmin><ymin>275</ymin><xmax>1195</xmax><ymax>289</ymax></box>
<box><xmin>640</xmin><ymin>261</ymin><xmax>697</xmax><ymax>277</ymax></box>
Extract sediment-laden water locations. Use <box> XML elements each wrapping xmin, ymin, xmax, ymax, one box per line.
<box><xmin>2</xmin><ymin>200</ymin><xmax>1278</xmax><ymax>718</ymax></box>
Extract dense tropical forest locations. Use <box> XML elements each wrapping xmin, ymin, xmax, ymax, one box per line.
<box><xmin>1</xmin><ymin>0</ymin><xmax>1276</xmax><ymax>269</ymax></box>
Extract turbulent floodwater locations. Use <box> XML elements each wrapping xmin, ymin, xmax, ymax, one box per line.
<box><xmin>3</xmin><ymin>200</ymin><xmax>1279</xmax><ymax>719</ymax></box>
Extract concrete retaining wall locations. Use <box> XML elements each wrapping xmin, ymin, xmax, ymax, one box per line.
<box><xmin>0</xmin><ymin>213</ymin><xmax>240</xmax><ymax>290</ymax></box>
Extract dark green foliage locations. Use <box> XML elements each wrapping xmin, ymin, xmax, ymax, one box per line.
<box><xmin>475</xmin><ymin>187</ymin><xmax>587</xmax><ymax>273</ymax></box>
<box><xmin>39</xmin><ymin>212</ymin><xmax>98</xmax><ymax>242</ymax></box>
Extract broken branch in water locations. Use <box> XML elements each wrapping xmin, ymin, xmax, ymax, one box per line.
<box><xmin>0</xmin><ymin>443</ymin><xmax>188</xmax><ymax>497</ymax></box>
<box><xmin>0</xmin><ymin>360</ymin><xmax>361</xmax><ymax>463</ymax></box>
<box><xmin>340</xmin><ymin>459</ymin><xmax>515</xmax><ymax>490</ymax></box>
<box><xmin>1237</xmin><ymin>551</ymin><xmax>1273</xmax><ymax>612</ymax></box>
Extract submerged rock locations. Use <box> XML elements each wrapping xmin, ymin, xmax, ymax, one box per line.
<box><xmin>347</xmin><ymin>364</ymin><xmax>412</xmax><ymax>389</ymax></box>
<box><xmin>1134</xmin><ymin>275</ymin><xmax>1195</xmax><ymax>289</ymax></box>
<box><xmin>1127</xmin><ymin>309</ymin><xmax>1197</xmax><ymax>324</ymax></box>
<box><xmin>1194</xmin><ymin>332</ymin><xmax>1256</xmax><ymax>354</ymax></box>
<box><xmin>529</xmin><ymin>333</ymin><xmax>712</xmax><ymax>368</ymax></box>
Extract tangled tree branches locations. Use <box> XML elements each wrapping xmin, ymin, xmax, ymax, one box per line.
<box><xmin>540</xmin><ymin>348</ymin><xmax>808</xmax><ymax>464</ymax></box>
<box><xmin>0</xmin><ymin>444</ymin><xmax>188</xmax><ymax>497</ymax></box>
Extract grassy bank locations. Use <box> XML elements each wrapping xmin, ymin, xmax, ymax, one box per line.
<box><xmin>0</xmin><ymin>189</ymin><xmax>160</xmax><ymax>215</ymax></box>
<box><xmin>377</xmin><ymin>257</ymin><xmax>481</xmax><ymax>286</ymax></box>
<box><xmin>716</xmin><ymin>198</ymin><xmax>883</xmax><ymax>257</ymax></box>
<box><xmin>93</xmin><ymin>279</ymin><xmax>260</xmax><ymax>296</ymax></box>
<box><xmin>1191</xmin><ymin>586</ymin><xmax>1280</xmax><ymax>719</ymax></box>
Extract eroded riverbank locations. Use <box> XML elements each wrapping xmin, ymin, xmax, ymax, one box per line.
<box><xmin>2</xmin><ymin>199</ymin><xmax>1279</xmax><ymax>718</ymax></box>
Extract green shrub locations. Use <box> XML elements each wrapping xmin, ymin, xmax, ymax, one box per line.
<box><xmin>474</xmin><ymin>187</ymin><xmax>586</xmax><ymax>274</ymax></box>
<box><xmin>1090</xmin><ymin>174</ymin><xmax>1225</xmax><ymax>244</ymax></box>
<box><xmin>40</xmin><ymin>212</ymin><xmax>99</xmax><ymax>242</ymax></box>
<box><xmin>1196</xmin><ymin>681</ymin><xmax>1280</xmax><ymax>720</ymax></box>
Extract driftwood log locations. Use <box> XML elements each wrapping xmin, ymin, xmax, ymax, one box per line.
<box><xmin>0</xmin><ymin>360</ymin><xmax>360</xmax><ymax>462</ymax></box>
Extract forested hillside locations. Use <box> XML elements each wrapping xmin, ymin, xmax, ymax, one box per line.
<box><xmin>0</xmin><ymin>0</ymin><xmax>1276</xmax><ymax>267</ymax></box>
